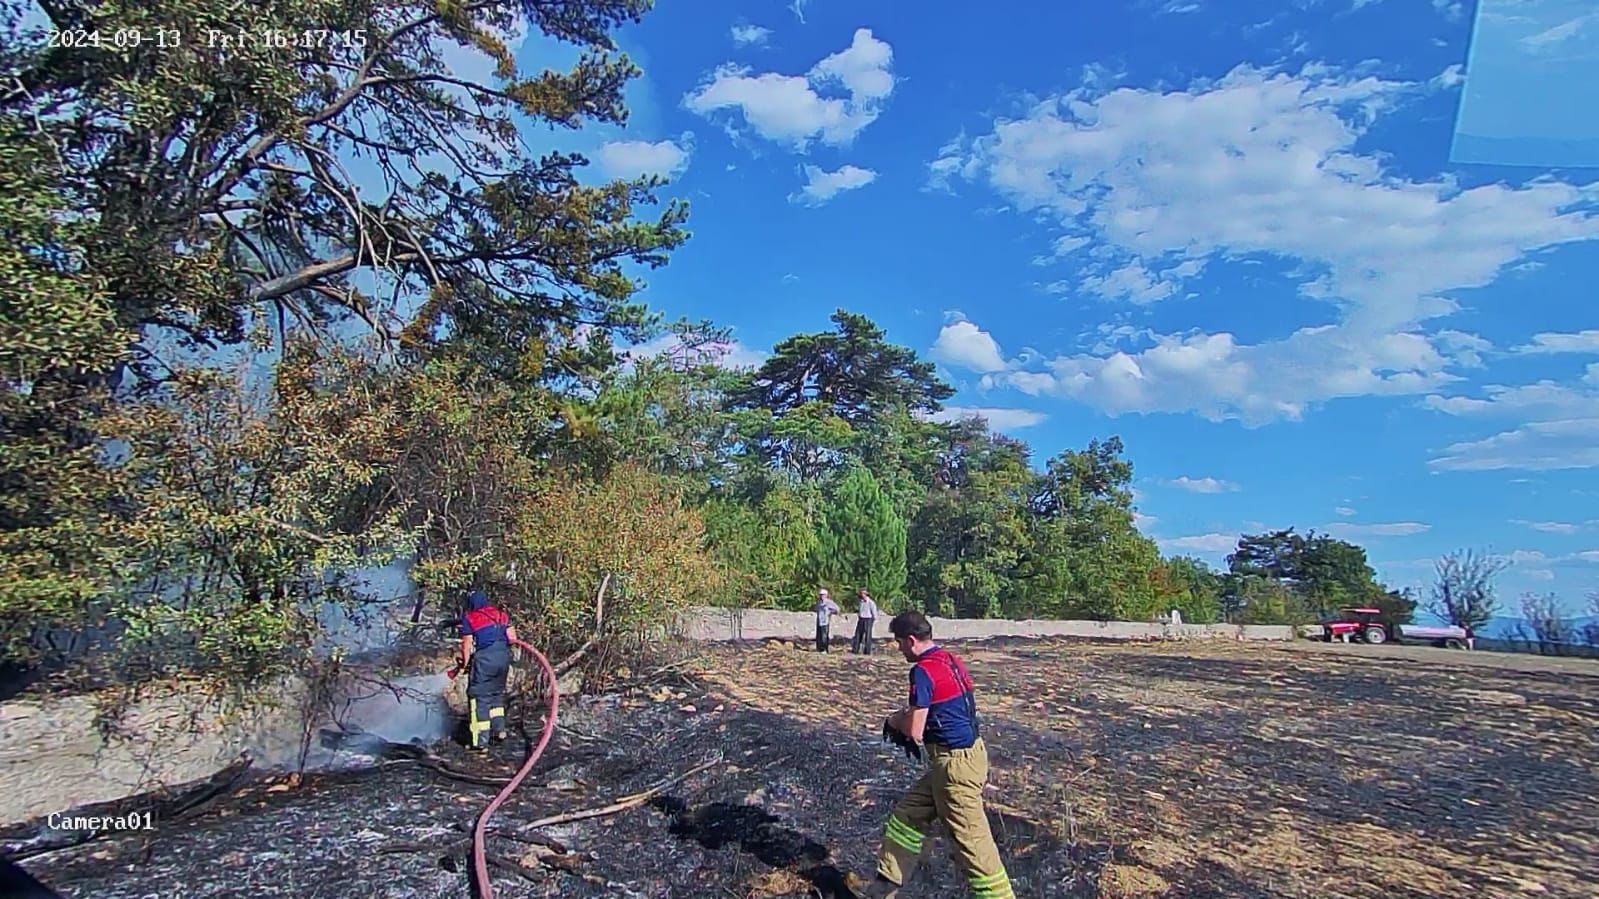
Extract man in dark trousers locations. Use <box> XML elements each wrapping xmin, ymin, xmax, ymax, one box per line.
<box><xmin>458</xmin><ymin>589</ymin><xmax>519</xmax><ymax>750</ymax></box>
<box><xmin>857</xmin><ymin>610</ymin><xmax>1013</xmax><ymax>899</ymax></box>
<box><xmin>852</xmin><ymin>587</ymin><xmax>880</xmax><ymax>654</ymax></box>
<box><xmin>814</xmin><ymin>588</ymin><xmax>840</xmax><ymax>652</ymax></box>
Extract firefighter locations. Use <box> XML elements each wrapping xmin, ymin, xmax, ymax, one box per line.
<box><xmin>457</xmin><ymin>589</ymin><xmax>519</xmax><ymax>750</ymax></box>
<box><xmin>858</xmin><ymin>610</ymin><xmax>1013</xmax><ymax>899</ymax></box>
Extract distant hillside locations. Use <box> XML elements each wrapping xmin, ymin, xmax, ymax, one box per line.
<box><xmin>1478</xmin><ymin>615</ymin><xmax>1599</xmax><ymax>644</ymax></box>
<box><xmin>1407</xmin><ymin>612</ymin><xmax>1599</xmax><ymax>645</ymax></box>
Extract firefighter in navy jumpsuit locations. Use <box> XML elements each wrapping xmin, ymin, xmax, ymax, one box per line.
<box><xmin>458</xmin><ymin>590</ymin><xmax>517</xmax><ymax>749</ymax></box>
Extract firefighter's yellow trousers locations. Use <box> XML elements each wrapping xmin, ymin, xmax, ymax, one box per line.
<box><xmin>875</xmin><ymin>738</ymin><xmax>1012</xmax><ymax>898</ymax></box>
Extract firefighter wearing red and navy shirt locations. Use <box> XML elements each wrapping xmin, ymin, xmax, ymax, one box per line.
<box><xmin>858</xmin><ymin>610</ymin><xmax>1013</xmax><ymax>899</ymax></box>
<box><xmin>458</xmin><ymin>589</ymin><xmax>518</xmax><ymax>750</ymax></box>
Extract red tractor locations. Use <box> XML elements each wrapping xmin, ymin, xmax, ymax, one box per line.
<box><xmin>1320</xmin><ymin>607</ymin><xmax>1393</xmax><ymax>644</ymax></box>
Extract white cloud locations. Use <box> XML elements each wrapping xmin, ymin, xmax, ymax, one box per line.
<box><xmin>927</xmin><ymin>132</ymin><xmax>980</xmax><ymax>194</ymax></box>
<box><xmin>1159</xmin><ymin>1</ymin><xmax>1202</xmax><ymax>13</ymax></box>
<box><xmin>1429</xmin><ymin>418</ymin><xmax>1599</xmax><ymax>471</ymax></box>
<box><xmin>1081</xmin><ymin>259</ymin><xmax>1198</xmax><ymax>306</ymax></box>
<box><xmin>789</xmin><ymin>164</ymin><xmax>877</xmax><ymax>205</ymax></box>
<box><xmin>1433</xmin><ymin>330</ymin><xmax>1492</xmax><ymax>368</ymax></box>
<box><xmin>1515</xmin><ymin>330</ymin><xmax>1599</xmax><ymax>355</ymax></box>
<box><xmin>1164</xmin><ymin>476</ymin><xmax>1240</xmax><ymax>494</ymax></box>
<box><xmin>931</xmin><ymin>406</ymin><xmax>1049</xmax><ymax>430</ymax></box>
<box><xmin>1354</xmin><ymin>0</ymin><xmax>1463</xmax><ymax>19</ymax></box>
<box><xmin>684</xmin><ymin>28</ymin><xmax>895</xmax><ymax>150</ymax></box>
<box><xmin>1505</xmin><ymin>550</ymin><xmax>1548</xmax><ymax>565</ymax></box>
<box><xmin>1521</xmin><ymin>11</ymin><xmax>1598</xmax><ymax>52</ymax></box>
<box><xmin>1160</xmin><ymin>533</ymin><xmax>1239</xmax><ymax>553</ymax></box>
<box><xmin>1087</xmin><ymin>323</ymin><xmax>1157</xmax><ymax>355</ymax></box>
<box><xmin>1335</xmin><ymin>506</ymin><xmax>1357</xmax><ymax>517</ymax></box>
<box><xmin>931</xmin><ymin>321</ymin><xmax>1008</xmax><ymax>373</ymax></box>
<box><xmin>1424</xmin><ymin>366</ymin><xmax>1599</xmax><ymax>470</ymax></box>
<box><xmin>1527</xmin><ymin>569</ymin><xmax>1557</xmax><ymax>581</ymax></box>
<box><xmin>625</xmin><ymin>335</ymin><xmax>768</xmax><ymax>371</ymax></box>
<box><xmin>789</xmin><ymin>0</ymin><xmax>809</xmax><ymax>23</ymax></box>
<box><xmin>1511</xmin><ymin>519</ymin><xmax>1587</xmax><ymax>535</ymax></box>
<box><xmin>731</xmin><ymin>24</ymin><xmax>772</xmax><ymax>47</ymax></box>
<box><xmin>1134</xmin><ymin>510</ymin><xmax>1159</xmax><ymax>530</ymax></box>
<box><xmin>592</xmin><ymin>136</ymin><xmax>693</xmax><ymax>180</ymax></box>
<box><xmin>932</xmin><ymin>62</ymin><xmax>1599</xmax><ymax>425</ymax></box>
<box><xmin>1324</xmin><ymin>521</ymin><xmax>1432</xmax><ymax>538</ymax></box>
<box><xmin>1423</xmin><ymin>371</ymin><xmax>1599</xmax><ymax>420</ymax></box>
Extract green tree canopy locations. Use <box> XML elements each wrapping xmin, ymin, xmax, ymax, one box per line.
<box><xmin>810</xmin><ymin>464</ymin><xmax>907</xmax><ymax>605</ymax></box>
<box><xmin>732</xmin><ymin>310</ymin><xmax>954</xmax><ymax>424</ymax></box>
<box><xmin>1226</xmin><ymin>528</ymin><xmax>1413</xmax><ymax>624</ymax></box>
<box><xmin>908</xmin><ymin>423</ymin><xmax>1034</xmax><ymax>618</ymax></box>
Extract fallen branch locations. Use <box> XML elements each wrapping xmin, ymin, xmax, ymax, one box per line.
<box><xmin>485</xmin><ymin>852</ymin><xmax>546</xmax><ymax>883</ymax></box>
<box><xmin>523</xmin><ymin>757</ymin><xmax>722</xmax><ymax>830</ymax></box>
<box><xmin>557</xmin><ymin>722</ymin><xmax>620</xmax><ymax>747</ymax></box>
<box><xmin>614</xmin><ymin>655</ymin><xmax>706</xmax><ymax>693</ymax></box>
<box><xmin>416</xmin><ymin>761</ymin><xmax>513</xmax><ymax>787</ymax></box>
<box><xmin>489</xmin><ymin>829</ymin><xmax>570</xmax><ymax>852</ymax></box>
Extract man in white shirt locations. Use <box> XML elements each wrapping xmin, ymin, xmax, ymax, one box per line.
<box><xmin>814</xmin><ymin>588</ymin><xmax>840</xmax><ymax>653</ymax></box>
<box><xmin>853</xmin><ymin>587</ymin><xmax>881</xmax><ymax>655</ymax></box>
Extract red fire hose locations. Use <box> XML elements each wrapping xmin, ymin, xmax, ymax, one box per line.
<box><xmin>465</xmin><ymin>637</ymin><xmax>559</xmax><ymax>899</ymax></box>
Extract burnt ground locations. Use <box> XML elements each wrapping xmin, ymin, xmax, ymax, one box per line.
<box><xmin>9</xmin><ymin>638</ymin><xmax>1599</xmax><ymax>898</ymax></box>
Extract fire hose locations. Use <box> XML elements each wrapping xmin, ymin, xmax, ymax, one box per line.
<box><xmin>449</xmin><ymin>637</ymin><xmax>559</xmax><ymax>899</ymax></box>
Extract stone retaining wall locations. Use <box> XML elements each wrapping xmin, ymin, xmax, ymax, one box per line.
<box><xmin>676</xmin><ymin>607</ymin><xmax>1296</xmax><ymax>644</ymax></box>
<box><xmin>0</xmin><ymin>679</ymin><xmax>300</xmax><ymax>827</ymax></box>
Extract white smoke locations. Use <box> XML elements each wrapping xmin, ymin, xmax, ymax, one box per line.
<box><xmin>243</xmin><ymin>671</ymin><xmax>456</xmax><ymax>772</ymax></box>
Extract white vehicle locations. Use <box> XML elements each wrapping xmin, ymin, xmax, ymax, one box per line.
<box><xmin>1394</xmin><ymin>622</ymin><xmax>1473</xmax><ymax>649</ymax></box>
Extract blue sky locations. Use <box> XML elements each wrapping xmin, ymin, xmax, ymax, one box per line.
<box><xmin>501</xmin><ymin>0</ymin><xmax>1599</xmax><ymax>611</ymax></box>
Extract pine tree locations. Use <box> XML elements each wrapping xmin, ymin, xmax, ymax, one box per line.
<box><xmin>811</xmin><ymin>465</ymin><xmax>908</xmax><ymax>605</ymax></box>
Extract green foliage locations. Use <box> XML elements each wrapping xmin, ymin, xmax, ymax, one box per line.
<box><xmin>1234</xmin><ymin>576</ymin><xmax>1314</xmax><ymax>627</ymax></box>
<box><xmin>1160</xmin><ymin>556</ymin><xmax>1223</xmax><ymax>625</ymax></box>
<box><xmin>1015</xmin><ymin>437</ymin><xmax>1169</xmax><ymax>621</ymax></box>
<box><xmin>1226</xmin><ymin>528</ymin><xmax>1411</xmax><ymax>624</ymax></box>
<box><xmin>810</xmin><ymin>465</ymin><xmax>907</xmax><ymax>606</ymax></box>
<box><xmin>701</xmin><ymin>484</ymin><xmax>820</xmax><ymax>612</ymax></box>
<box><xmin>909</xmin><ymin>422</ymin><xmax>1033</xmax><ymax>618</ymax></box>
<box><xmin>0</xmin><ymin>0</ymin><xmax>691</xmax><ymax>689</ymax></box>
<box><xmin>581</xmin><ymin>322</ymin><xmax>747</xmax><ymax>481</ymax></box>
<box><xmin>506</xmin><ymin>462</ymin><xmax>722</xmax><ymax>657</ymax></box>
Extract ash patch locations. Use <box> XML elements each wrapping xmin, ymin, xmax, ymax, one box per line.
<box><xmin>16</xmin><ymin>673</ymin><xmax>1065</xmax><ymax>899</ymax></box>
<box><xmin>21</xmin><ymin>640</ymin><xmax>1596</xmax><ymax>899</ymax></box>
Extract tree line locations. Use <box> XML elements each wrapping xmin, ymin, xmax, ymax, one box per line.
<box><xmin>1</xmin><ymin>0</ymin><xmax>1422</xmax><ymax>693</ymax></box>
